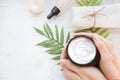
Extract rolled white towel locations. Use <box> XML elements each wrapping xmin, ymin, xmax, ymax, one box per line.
<box><xmin>72</xmin><ymin>4</ymin><xmax>120</xmax><ymax>30</ymax></box>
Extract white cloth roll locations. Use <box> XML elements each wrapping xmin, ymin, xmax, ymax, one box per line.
<box><xmin>73</xmin><ymin>4</ymin><xmax>120</xmax><ymax>30</ymax></box>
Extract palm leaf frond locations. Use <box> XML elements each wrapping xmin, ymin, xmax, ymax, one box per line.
<box><xmin>45</xmin><ymin>23</ymin><xmax>54</xmax><ymax>38</ymax></box>
<box><xmin>55</xmin><ymin>25</ymin><xmax>59</xmax><ymax>41</ymax></box>
<box><xmin>33</xmin><ymin>24</ymin><xmax>70</xmax><ymax>60</ymax></box>
<box><xmin>76</xmin><ymin>0</ymin><xmax>103</xmax><ymax>6</ymax></box>
<box><xmin>60</xmin><ymin>27</ymin><xmax>64</xmax><ymax>45</ymax></box>
<box><xmin>52</xmin><ymin>55</ymin><xmax>61</xmax><ymax>60</ymax></box>
<box><xmin>66</xmin><ymin>32</ymin><xmax>70</xmax><ymax>43</ymax></box>
<box><xmin>74</xmin><ymin>27</ymin><xmax>110</xmax><ymax>39</ymax></box>
<box><xmin>33</xmin><ymin>27</ymin><xmax>45</xmax><ymax>35</ymax></box>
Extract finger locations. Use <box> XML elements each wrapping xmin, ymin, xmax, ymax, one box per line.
<box><xmin>94</xmin><ymin>34</ymin><xmax>119</xmax><ymax>56</ymax></box>
<box><xmin>100</xmin><ymin>60</ymin><xmax>120</xmax><ymax>80</ymax></box>
<box><xmin>63</xmin><ymin>68</ymin><xmax>81</xmax><ymax>80</ymax></box>
<box><xmin>80</xmin><ymin>67</ymin><xmax>107</xmax><ymax>80</ymax></box>
<box><xmin>103</xmin><ymin>39</ymin><xmax>120</xmax><ymax>71</ymax></box>
<box><xmin>102</xmin><ymin>39</ymin><xmax>119</xmax><ymax>57</ymax></box>
<box><xmin>93</xmin><ymin>35</ymin><xmax>120</xmax><ymax>80</ymax></box>
<box><xmin>60</xmin><ymin>59</ymin><xmax>80</xmax><ymax>74</ymax></box>
<box><xmin>92</xmin><ymin>35</ymin><xmax>113</xmax><ymax>61</ymax></box>
<box><xmin>95</xmin><ymin>35</ymin><xmax>120</xmax><ymax>68</ymax></box>
<box><xmin>60</xmin><ymin>46</ymin><xmax>67</xmax><ymax>59</ymax></box>
<box><xmin>74</xmin><ymin>32</ymin><xmax>94</xmax><ymax>38</ymax></box>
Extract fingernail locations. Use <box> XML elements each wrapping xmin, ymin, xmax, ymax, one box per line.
<box><xmin>93</xmin><ymin>34</ymin><xmax>100</xmax><ymax>41</ymax></box>
<box><xmin>60</xmin><ymin>59</ymin><xmax>67</xmax><ymax>66</ymax></box>
<box><xmin>72</xmin><ymin>34</ymin><xmax>76</xmax><ymax>38</ymax></box>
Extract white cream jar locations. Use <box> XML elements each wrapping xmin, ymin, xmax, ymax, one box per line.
<box><xmin>66</xmin><ymin>36</ymin><xmax>100</xmax><ymax>66</ymax></box>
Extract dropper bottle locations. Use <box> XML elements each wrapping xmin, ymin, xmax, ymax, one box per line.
<box><xmin>47</xmin><ymin>0</ymin><xmax>75</xmax><ymax>19</ymax></box>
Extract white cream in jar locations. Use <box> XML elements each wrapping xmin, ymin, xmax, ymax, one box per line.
<box><xmin>66</xmin><ymin>36</ymin><xmax>99</xmax><ymax>66</ymax></box>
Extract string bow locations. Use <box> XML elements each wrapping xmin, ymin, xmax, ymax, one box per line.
<box><xmin>82</xmin><ymin>7</ymin><xmax>105</xmax><ymax>31</ymax></box>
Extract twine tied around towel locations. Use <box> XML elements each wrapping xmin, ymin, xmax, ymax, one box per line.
<box><xmin>82</xmin><ymin>7</ymin><xmax>105</xmax><ymax>31</ymax></box>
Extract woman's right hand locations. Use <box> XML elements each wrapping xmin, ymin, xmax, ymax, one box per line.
<box><xmin>74</xmin><ymin>33</ymin><xmax>120</xmax><ymax>80</ymax></box>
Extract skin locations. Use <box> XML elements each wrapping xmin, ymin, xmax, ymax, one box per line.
<box><xmin>60</xmin><ymin>33</ymin><xmax>120</xmax><ymax>80</ymax></box>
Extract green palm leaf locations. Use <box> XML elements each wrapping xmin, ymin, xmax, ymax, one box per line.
<box><xmin>52</xmin><ymin>55</ymin><xmax>61</xmax><ymax>60</ymax></box>
<box><xmin>44</xmin><ymin>25</ymin><xmax>49</xmax><ymax>37</ymax></box>
<box><xmin>104</xmin><ymin>32</ymin><xmax>110</xmax><ymax>38</ymax></box>
<box><xmin>74</xmin><ymin>27</ymin><xmax>110</xmax><ymax>39</ymax></box>
<box><xmin>76</xmin><ymin>0</ymin><xmax>103</xmax><ymax>6</ymax></box>
<box><xmin>99</xmin><ymin>29</ymin><xmax>107</xmax><ymax>36</ymax></box>
<box><xmin>36</xmin><ymin>39</ymin><xmax>56</xmax><ymax>47</ymax></box>
<box><xmin>93</xmin><ymin>0</ymin><xmax>103</xmax><ymax>6</ymax></box>
<box><xmin>66</xmin><ymin>32</ymin><xmax>70</xmax><ymax>43</ymax></box>
<box><xmin>93</xmin><ymin>28</ymin><xmax>101</xmax><ymax>33</ymax></box>
<box><xmin>44</xmin><ymin>43</ymin><xmax>60</xmax><ymax>48</ymax></box>
<box><xmin>33</xmin><ymin>27</ymin><xmax>45</xmax><ymax>35</ymax></box>
<box><xmin>34</xmin><ymin>24</ymin><xmax>70</xmax><ymax>60</ymax></box>
<box><xmin>60</xmin><ymin>27</ymin><xmax>64</xmax><ymax>45</ymax></box>
<box><xmin>46</xmin><ymin>45</ymin><xmax>63</xmax><ymax>53</ymax></box>
<box><xmin>55</xmin><ymin>25</ymin><xmax>59</xmax><ymax>41</ymax></box>
<box><xmin>76</xmin><ymin>0</ymin><xmax>84</xmax><ymax>6</ymax></box>
<box><xmin>47</xmin><ymin>49</ymin><xmax>62</xmax><ymax>55</ymax></box>
<box><xmin>45</xmin><ymin>23</ymin><xmax>54</xmax><ymax>38</ymax></box>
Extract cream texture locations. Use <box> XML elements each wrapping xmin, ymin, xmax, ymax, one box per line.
<box><xmin>73</xmin><ymin>4</ymin><xmax>120</xmax><ymax>30</ymax></box>
<box><xmin>68</xmin><ymin>37</ymin><xmax>96</xmax><ymax>64</ymax></box>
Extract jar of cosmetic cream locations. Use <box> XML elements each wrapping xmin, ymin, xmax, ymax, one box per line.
<box><xmin>29</xmin><ymin>0</ymin><xmax>44</xmax><ymax>14</ymax></box>
<box><xmin>66</xmin><ymin>36</ymin><xmax>100</xmax><ymax>66</ymax></box>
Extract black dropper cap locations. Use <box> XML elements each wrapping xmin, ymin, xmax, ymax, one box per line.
<box><xmin>47</xmin><ymin>6</ymin><xmax>60</xmax><ymax>19</ymax></box>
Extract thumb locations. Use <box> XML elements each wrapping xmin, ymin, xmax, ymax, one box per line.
<box><xmin>60</xmin><ymin>59</ymin><xmax>80</xmax><ymax>73</ymax></box>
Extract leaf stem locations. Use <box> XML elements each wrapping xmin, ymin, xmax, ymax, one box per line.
<box><xmin>44</xmin><ymin>34</ymin><xmax>64</xmax><ymax>47</ymax></box>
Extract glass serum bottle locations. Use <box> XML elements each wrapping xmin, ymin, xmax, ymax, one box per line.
<box><xmin>47</xmin><ymin>0</ymin><xmax>75</xmax><ymax>19</ymax></box>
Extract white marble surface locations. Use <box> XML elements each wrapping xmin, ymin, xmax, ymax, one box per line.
<box><xmin>0</xmin><ymin>0</ymin><xmax>120</xmax><ymax>80</ymax></box>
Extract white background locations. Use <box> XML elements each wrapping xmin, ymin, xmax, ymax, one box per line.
<box><xmin>0</xmin><ymin>0</ymin><xmax>120</xmax><ymax>80</ymax></box>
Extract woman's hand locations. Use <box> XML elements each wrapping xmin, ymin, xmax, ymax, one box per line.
<box><xmin>90</xmin><ymin>34</ymin><xmax>120</xmax><ymax>80</ymax></box>
<box><xmin>60</xmin><ymin>33</ymin><xmax>120</xmax><ymax>80</ymax></box>
<box><xmin>60</xmin><ymin>46</ymin><xmax>107</xmax><ymax>80</ymax></box>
